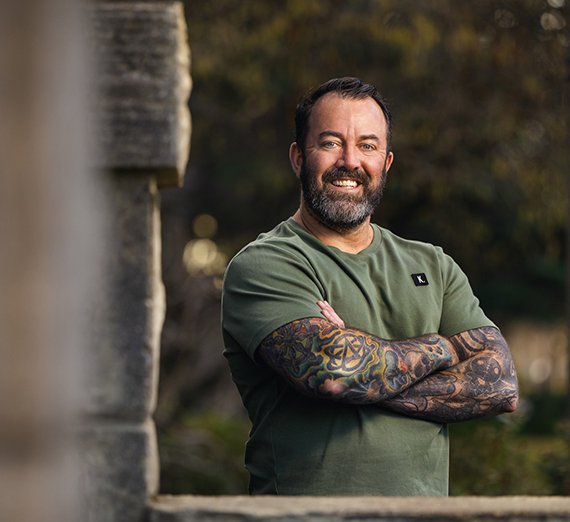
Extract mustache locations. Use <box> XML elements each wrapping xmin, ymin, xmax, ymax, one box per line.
<box><xmin>321</xmin><ymin>168</ymin><xmax>369</xmax><ymax>185</ymax></box>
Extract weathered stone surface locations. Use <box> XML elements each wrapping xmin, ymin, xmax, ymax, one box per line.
<box><xmin>85</xmin><ymin>174</ymin><xmax>164</xmax><ymax>420</ymax></box>
<box><xmin>89</xmin><ymin>2</ymin><xmax>191</xmax><ymax>187</ymax></box>
<box><xmin>80</xmin><ymin>419</ymin><xmax>159</xmax><ymax>522</ymax></box>
<box><xmin>147</xmin><ymin>495</ymin><xmax>570</xmax><ymax>522</ymax></box>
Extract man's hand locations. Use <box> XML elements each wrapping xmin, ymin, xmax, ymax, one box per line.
<box><xmin>317</xmin><ymin>300</ymin><xmax>345</xmax><ymax>328</ymax></box>
<box><xmin>257</xmin><ymin>311</ymin><xmax>459</xmax><ymax>405</ymax></box>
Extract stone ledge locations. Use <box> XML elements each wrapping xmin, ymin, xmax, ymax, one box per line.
<box><xmin>147</xmin><ymin>495</ymin><xmax>570</xmax><ymax>522</ymax></box>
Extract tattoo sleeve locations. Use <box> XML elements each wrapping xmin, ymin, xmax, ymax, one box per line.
<box><xmin>258</xmin><ymin>318</ymin><xmax>458</xmax><ymax>404</ymax></box>
<box><xmin>382</xmin><ymin>327</ymin><xmax>519</xmax><ymax>423</ymax></box>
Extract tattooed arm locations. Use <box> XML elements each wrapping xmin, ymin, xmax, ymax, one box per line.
<box><xmin>382</xmin><ymin>326</ymin><xmax>519</xmax><ymax>422</ymax></box>
<box><xmin>257</xmin><ymin>315</ymin><xmax>461</xmax><ymax>404</ymax></box>
<box><xmin>318</xmin><ymin>300</ymin><xmax>519</xmax><ymax>420</ymax></box>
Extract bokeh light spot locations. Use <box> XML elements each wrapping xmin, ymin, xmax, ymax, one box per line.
<box><xmin>528</xmin><ymin>357</ymin><xmax>552</xmax><ymax>384</ymax></box>
<box><xmin>183</xmin><ymin>238</ymin><xmax>229</xmax><ymax>277</ymax></box>
<box><xmin>494</xmin><ymin>9</ymin><xmax>518</xmax><ymax>29</ymax></box>
<box><xmin>193</xmin><ymin>214</ymin><xmax>218</xmax><ymax>238</ymax></box>
<box><xmin>547</xmin><ymin>0</ymin><xmax>565</xmax><ymax>8</ymax></box>
<box><xmin>541</xmin><ymin>11</ymin><xmax>566</xmax><ymax>31</ymax></box>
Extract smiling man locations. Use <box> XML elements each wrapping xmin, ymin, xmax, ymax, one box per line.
<box><xmin>221</xmin><ymin>77</ymin><xmax>518</xmax><ymax>496</ymax></box>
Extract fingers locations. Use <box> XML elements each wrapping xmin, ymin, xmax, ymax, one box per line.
<box><xmin>317</xmin><ymin>300</ymin><xmax>345</xmax><ymax>329</ymax></box>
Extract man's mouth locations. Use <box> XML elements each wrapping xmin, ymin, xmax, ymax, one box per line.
<box><xmin>330</xmin><ymin>179</ymin><xmax>360</xmax><ymax>188</ymax></box>
<box><xmin>323</xmin><ymin>168</ymin><xmax>367</xmax><ymax>190</ymax></box>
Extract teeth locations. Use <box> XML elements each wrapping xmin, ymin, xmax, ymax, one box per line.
<box><xmin>331</xmin><ymin>180</ymin><xmax>358</xmax><ymax>188</ymax></box>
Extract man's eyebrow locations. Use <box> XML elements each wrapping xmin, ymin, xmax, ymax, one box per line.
<box><xmin>318</xmin><ymin>130</ymin><xmax>343</xmax><ymax>140</ymax></box>
<box><xmin>318</xmin><ymin>131</ymin><xmax>381</xmax><ymax>142</ymax></box>
<box><xmin>360</xmin><ymin>134</ymin><xmax>380</xmax><ymax>142</ymax></box>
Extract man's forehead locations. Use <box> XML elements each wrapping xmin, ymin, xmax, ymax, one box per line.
<box><xmin>307</xmin><ymin>93</ymin><xmax>388</xmax><ymax>137</ymax></box>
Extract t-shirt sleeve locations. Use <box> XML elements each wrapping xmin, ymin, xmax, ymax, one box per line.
<box><xmin>437</xmin><ymin>248</ymin><xmax>496</xmax><ymax>338</ymax></box>
<box><xmin>221</xmin><ymin>242</ymin><xmax>325</xmax><ymax>360</ymax></box>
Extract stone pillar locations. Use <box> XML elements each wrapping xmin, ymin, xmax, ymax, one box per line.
<box><xmin>82</xmin><ymin>3</ymin><xmax>191</xmax><ymax>522</ymax></box>
<box><xmin>0</xmin><ymin>0</ymin><xmax>95</xmax><ymax>521</ymax></box>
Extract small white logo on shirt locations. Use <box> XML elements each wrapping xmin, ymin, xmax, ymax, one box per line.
<box><xmin>412</xmin><ymin>273</ymin><xmax>429</xmax><ymax>286</ymax></box>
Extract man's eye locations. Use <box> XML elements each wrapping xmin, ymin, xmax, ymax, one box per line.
<box><xmin>323</xmin><ymin>141</ymin><xmax>337</xmax><ymax>148</ymax></box>
<box><xmin>361</xmin><ymin>143</ymin><xmax>375</xmax><ymax>150</ymax></box>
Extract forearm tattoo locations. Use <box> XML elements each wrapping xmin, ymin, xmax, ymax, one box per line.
<box><xmin>383</xmin><ymin>327</ymin><xmax>519</xmax><ymax>423</ymax></box>
<box><xmin>258</xmin><ymin>318</ymin><xmax>456</xmax><ymax>404</ymax></box>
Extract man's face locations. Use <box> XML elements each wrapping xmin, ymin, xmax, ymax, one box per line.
<box><xmin>292</xmin><ymin>93</ymin><xmax>394</xmax><ymax>232</ymax></box>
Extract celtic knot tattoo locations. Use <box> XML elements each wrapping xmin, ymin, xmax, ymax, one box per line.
<box><xmin>258</xmin><ymin>318</ymin><xmax>456</xmax><ymax>404</ymax></box>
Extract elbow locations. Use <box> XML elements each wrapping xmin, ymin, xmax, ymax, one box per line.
<box><xmin>503</xmin><ymin>394</ymin><xmax>519</xmax><ymax>413</ymax></box>
<box><xmin>497</xmin><ymin>366</ymin><xmax>519</xmax><ymax>413</ymax></box>
<box><xmin>501</xmin><ymin>384</ymin><xmax>519</xmax><ymax>413</ymax></box>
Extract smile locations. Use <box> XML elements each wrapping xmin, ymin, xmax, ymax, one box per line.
<box><xmin>330</xmin><ymin>179</ymin><xmax>359</xmax><ymax>188</ymax></box>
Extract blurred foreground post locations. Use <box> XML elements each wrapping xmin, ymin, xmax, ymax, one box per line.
<box><xmin>0</xmin><ymin>0</ymin><xmax>95</xmax><ymax>521</ymax></box>
<box><xmin>0</xmin><ymin>0</ymin><xmax>191</xmax><ymax>521</ymax></box>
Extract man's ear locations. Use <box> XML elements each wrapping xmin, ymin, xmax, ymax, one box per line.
<box><xmin>385</xmin><ymin>151</ymin><xmax>394</xmax><ymax>173</ymax></box>
<box><xmin>289</xmin><ymin>142</ymin><xmax>303</xmax><ymax>178</ymax></box>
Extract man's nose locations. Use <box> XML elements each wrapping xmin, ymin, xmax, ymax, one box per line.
<box><xmin>335</xmin><ymin>146</ymin><xmax>360</xmax><ymax>171</ymax></box>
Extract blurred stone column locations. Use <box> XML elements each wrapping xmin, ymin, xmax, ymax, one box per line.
<box><xmin>0</xmin><ymin>0</ymin><xmax>96</xmax><ymax>521</ymax></box>
<box><xmin>82</xmin><ymin>3</ymin><xmax>191</xmax><ymax>522</ymax></box>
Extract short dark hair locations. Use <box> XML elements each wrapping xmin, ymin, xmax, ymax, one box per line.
<box><xmin>294</xmin><ymin>77</ymin><xmax>392</xmax><ymax>154</ymax></box>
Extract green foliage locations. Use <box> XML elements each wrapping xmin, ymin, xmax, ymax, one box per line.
<box><xmin>158</xmin><ymin>412</ymin><xmax>250</xmax><ymax>495</ymax></box>
<box><xmin>449</xmin><ymin>391</ymin><xmax>570</xmax><ymax>495</ymax></box>
<box><xmin>521</xmin><ymin>391</ymin><xmax>567</xmax><ymax>435</ymax></box>
<box><xmin>179</xmin><ymin>0</ymin><xmax>569</xmax><ymax>321</ymax></box>
<box><xmin>450</xmin><ymin>417</ymin><xmax>570</xmax><ymax>495</ymax></box>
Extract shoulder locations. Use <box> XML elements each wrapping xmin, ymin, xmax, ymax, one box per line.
<box><xmin>374</xmin><ymin>225</ymin><xmax>449</xmax><ymax>260</ymax></box>
<box><xmin>229</xmin><ymin>219</ymin><xmax>320</xmax><ymax>263</ymax></box>
<box><xmin>225</xmin><ymin>219</ymin><xmax>318</xmax><ymax>279</ymax></box>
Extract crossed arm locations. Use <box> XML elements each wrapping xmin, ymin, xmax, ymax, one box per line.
<box><xmin>382</xmin><ymin>327</ymin><xmax>518</xmax><ymax>422</ymax></box>
<box><xmin>258</xmin><ymin>302</ymin><xmax>518</xmax><ymax>423</ymax></box>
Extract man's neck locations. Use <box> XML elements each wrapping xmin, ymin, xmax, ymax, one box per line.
<box><xmin>292</xmin><ymin>206</ymin><xmax>373</xmax><ymax>255</ymax></box>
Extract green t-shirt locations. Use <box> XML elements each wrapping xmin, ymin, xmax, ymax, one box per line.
<box><xmin>222</xmin><ymin>218</ymin><xmax>494</xmax><ymax>496</ymax></box>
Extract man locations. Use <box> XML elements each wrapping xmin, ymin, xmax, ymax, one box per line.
<box><xmin>221</xmin><ymin>77</ymin><xmax>518</xmax><ymax>496</ymax></box>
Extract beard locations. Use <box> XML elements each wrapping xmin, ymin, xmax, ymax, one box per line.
<box><xmin>299</xmin><ymin>161</ymin><xmax>387</xmax><ymax>232</ymax></box>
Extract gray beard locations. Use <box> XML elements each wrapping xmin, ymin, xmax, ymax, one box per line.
<box><xmin>299</xmin><ymin>163</ymin><xmax>387</xmax><ymax>232</ymax></box>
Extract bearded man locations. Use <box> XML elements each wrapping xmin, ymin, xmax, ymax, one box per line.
<box><xmin>221</xmin><ymin>77</ymin><xmax>518</xmax><ymax>496</ymax></box>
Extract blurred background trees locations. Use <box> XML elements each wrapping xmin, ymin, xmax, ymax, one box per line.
<box><xmin>156</xmin><ymin>0</ymin><xmax>569</xmax><ymax>495</ymax></box>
